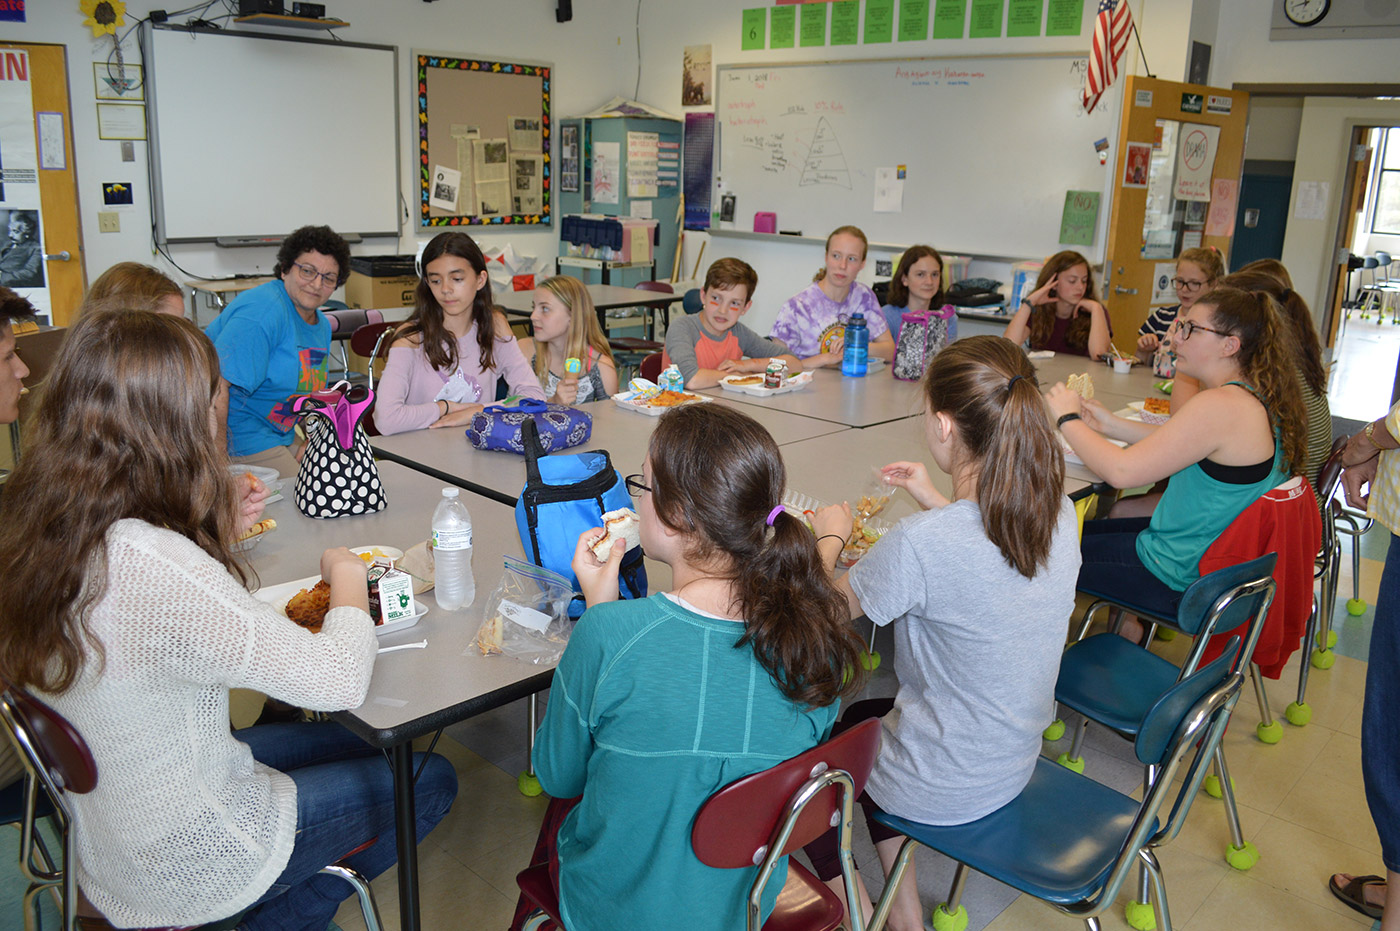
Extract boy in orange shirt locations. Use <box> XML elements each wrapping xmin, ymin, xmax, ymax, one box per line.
<box><xmin>663</xmin><ymin>258</ymin><xmax>800</xmax><ymax>389</ymax></box>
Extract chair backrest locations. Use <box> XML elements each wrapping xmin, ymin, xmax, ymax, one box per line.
<box><xmin>1174</xmin><ymin>553</ymin><xmax>1276</xmax><ymax>640</ymax></box>
<box><xmin>349</xmin><ymin>321</ymin><xmax>398</xmax><ymax>361</ymax></box>
<box><xmin>0</xmin><ymin>687</ymin><xmax>98</xmax><ymax>797</ymax></box>
<box><xmin>1377</xmin><ymin>250</ymin><xmax>1393</xmax><ymax>267</ymax></box>
<box><xmin>1136</xmin><ymin>641</ymin><xmax>1237</xmax><ymax>766</ymax></box>
<box><xmin>692</xmin><ymin>717</ymin><xmax>881</xmax><ymax>868</ymax></box>
<box><xmin>634</xmin><ymin>280</ymin><xmax>674</xmax><ymax>294</ymax></box>
<box><xmin>682</xmin><ymin>288</ymin><xmax>703</xmax><ymax>314</ymax></box>
<box><xmin>325</xmin><ymin>307</ymin><xmax>383</xmax><ymax>338</ymax></box>
<box><xmin>1315</xmin><ymin>436</ymin><xmax>1349</xmax><ymax>504</ymax></box>
<box><xmin>639</xmin><ymin>352</ymin><xmax>664</xmax><ymax>383</ymax></box>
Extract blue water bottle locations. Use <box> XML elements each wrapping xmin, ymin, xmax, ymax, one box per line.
<box><xmin>841</xmin><ymin>313</ymin><xmax>869</xmax><ymax>377</ymax></box>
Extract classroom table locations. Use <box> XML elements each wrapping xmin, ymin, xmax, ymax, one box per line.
<box><xmin>494</xmin><ymin>283</ymin><xmax>683</xmax><ymax>338</ymax></box>
<box><xmin>780</xmin><ymin>415</ymin><xmax>1099</xmax><ymax>527</ymax></box>
<box><xmin>1032</xmin><ymin>351</ymin><xmax>1167</xmax><ymax>409</ymax></box>
<box><xmin>700</xmin><ymin>364</ymin><xmax>927</xmax><ymax>428</ymax></box>
<box><xmin>245</xmin><ymin>460</ymin><xmax>550</xmax><ymax>931</ymax></box>
<box><xmin>370</xmin><ymin>394</ymin><xmax>850</xmax><ymax>505</ymax></box>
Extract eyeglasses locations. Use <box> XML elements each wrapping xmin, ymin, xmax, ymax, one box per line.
<box><xmin>1176</xmin><ymin>319</ymin><xmax>1232</xmax><ymax>341</ymax></box>
<box><xmin>624</xmin><ymin>474</ymin><xmax>651</xmax><ymax>497</ymax></box>
<box><xmin>1171</xmin><ymin>277</ymin><xmax>1210</xmax><ymax>293</ymax></box>
<box><xmin>291</xmin><ymin>261</ymin><xmax>340</xmax><ymax>289</ymax></box>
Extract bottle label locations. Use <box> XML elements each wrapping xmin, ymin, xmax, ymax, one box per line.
<box><xmin>432</xmin><ymin>527</ymin><xmax>473</xmax><ymax>550</ymax></box>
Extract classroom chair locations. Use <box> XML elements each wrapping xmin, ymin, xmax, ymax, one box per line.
<box><xmin>638</xmin><ymin>352</ymin><xmax>664</xmax><ymax>383</ymax></box>
<box><xmin>1291</xmin><ymin>437</ymin><xmax>1350</xmax><ymax>722</ymax></box>
<box><xmin>1</xmin><ymin>770</ymin><xmax>58</xmax><ymax>931</ymax></box>
<box><xmin>0</xmin><ymin>684</ymin><xmax>386</xmax><ymax>931</ymax></box>
<box><xmin>1048</xmin><ymin>554</ymin><xmax>1275</xmax><ymax>919</ymax></box>
<box><xmin>516</xmin><ymin>718</ymin><xmax>882</xmax><ymax>931</ymax></box>
<box><xmin>682</xmin><ymin>288</ymin><xmax>703</xmax><ymax>314</ymax></box>
<box><xmin>324</xmin><ymin>306</ymin><xmax>386</xmax><ymax>382</ymax></box>
<box><xmin>870</xmin><ymin>645</ymin><xmax>1243</xmax><ymax>931</ymax></box>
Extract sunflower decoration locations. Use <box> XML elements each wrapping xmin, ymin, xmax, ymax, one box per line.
<box><xmin>80</xmin><ymin>0</ymin><xmax>127</xmax><ymax>38</ymax></box>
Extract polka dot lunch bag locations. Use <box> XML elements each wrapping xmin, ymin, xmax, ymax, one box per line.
<box><xmin>291</xmin><ymin>382</ymin><xmax>387</xmax><ymax>519</ymax></box>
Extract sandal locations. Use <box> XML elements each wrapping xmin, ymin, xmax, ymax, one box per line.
<box><xmin>1329</xmin><ymin>873</ymin><xmax>1385</xmax><ymax>920</ymax></box>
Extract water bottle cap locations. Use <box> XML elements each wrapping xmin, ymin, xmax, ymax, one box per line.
<box><xmin>442</xmin><ymin>487</ymin><xmax>459</xmax><ymax>498</ymax></box>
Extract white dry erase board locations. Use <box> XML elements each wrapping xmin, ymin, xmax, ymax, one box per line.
<box><xmin>714</xmin><ymin>54</ymin><xmax>1114</xmax><ymax>261</ymax></box>
<box><xmin>143</xmin><ymin>26</ymin><xmax>399</xmax><ymax>243</ymax></box>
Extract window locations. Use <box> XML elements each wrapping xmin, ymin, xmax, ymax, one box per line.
<box><xmin>1373</xmin><ymin>127</ymin><xmax>1400</xmax><ymax>235</ymax></box>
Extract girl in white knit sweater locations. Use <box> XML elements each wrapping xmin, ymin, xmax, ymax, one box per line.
<box><xmin>0</xmin><ymin>310</ymin><xmax>457</xmax><ymax>930</ymax></box>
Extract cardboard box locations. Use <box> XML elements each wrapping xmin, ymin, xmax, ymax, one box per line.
<box><xmin>345</xmin><ymin>272</ymin><xmax>417</xmax><ymax>310</ymax></box>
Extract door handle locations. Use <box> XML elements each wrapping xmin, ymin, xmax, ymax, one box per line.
<box><xmin>42</xmin><ymin>251</ymin><xmax>71</xmax><ymax>262</ymax></box>
<box><xmin>1114</xmin><ymin>286</ymin><xmax>1138</xmax><ymax>295</ymax></box>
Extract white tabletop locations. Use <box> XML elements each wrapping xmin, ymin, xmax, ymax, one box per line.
<box><xmin>370</xmin><ymin>396</ymin><xmax>850</xmax><ymax>504</ymax></box>
<box><xmin>781</xmin><ymin>415</ymin><xmax>1099</xmax><ymax>528</ymax></box>
<box><xmin>700</xmin><ymin>365</ymin><xmax>928</xmax><ymax>429</ymax></box>
<box><xmin>245</xmin><ymin>461</ymin><xmax>554</xmax><ymax>746</ymax></box>
<box><xmin>1032</xmin><ymin>352</ymin><xmax>1167</xmax><ymax>409</ymax></box>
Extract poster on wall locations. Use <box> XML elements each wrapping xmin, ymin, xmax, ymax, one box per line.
<box><xmin>559</xmin><ymin>124</ymin><xmax>580</xmax><ymax>193</ymax></box>
<box><xmin>1173</xmin><ymin>123</ymin><xmax>1220</xmax><ymax>203</ymax></box>
<box><xmin>592</xmin><ymin>140</ymin><xmax>620</xmax><ymax>205</ymax></box>
<box><xmin>682</xmin><ymin>45</ymin><xmax>712</xmax><ymax>106</ymax></box>
<box><xmin>0</xmin><ymin>49</ymin><xmax>50</xmax><ymax>323</ymax></box>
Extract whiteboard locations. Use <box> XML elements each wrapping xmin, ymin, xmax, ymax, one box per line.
<box><xmin>715</xmin><ymin>54</ymin><xmax>1115</xmax><ymax>261</ymax></box>
<box><xmin>144</xmin><ymin>27</ymin><xmax>399</xmax><ymax>243</ymax></box>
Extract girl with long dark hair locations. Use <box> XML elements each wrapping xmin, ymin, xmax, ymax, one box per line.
<box><xmin>374</xmin><ymin>231</ymin><xmax>544</xmax><ymax>434</ymax></box>
<box><xmin>517</xmin><ymin>404</ymin><xmax>868</xmax><ymax>931</ymax></box>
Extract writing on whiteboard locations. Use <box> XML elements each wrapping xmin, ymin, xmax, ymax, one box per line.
<box><xmin>798</xmin><ymin>118</ymin><xmax>850</xmax><ymax>189</ymax></box>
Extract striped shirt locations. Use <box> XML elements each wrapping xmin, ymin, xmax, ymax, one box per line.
<box><xmin>1368</xmin><ymin>402</ymin><xmax>1400</xmax><ymax>536</ymax></box>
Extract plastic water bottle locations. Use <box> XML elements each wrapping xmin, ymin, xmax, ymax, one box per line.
<box><xmin>842</xmin><ymin>312</ymin><xmax>869</xmax><ymax>377</ymax></box>
<box><xmin>431</xmin><ymin>488</ymin><xmax>474</xmax><ymax>610</ymax></box>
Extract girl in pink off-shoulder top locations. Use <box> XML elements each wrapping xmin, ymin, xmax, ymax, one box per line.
<box><xmin>373</xmin><ymin>232</ymin><xmax>545</xmax><ymax>435</ymax></box>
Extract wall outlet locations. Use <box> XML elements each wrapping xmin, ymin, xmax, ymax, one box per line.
<box><xmin>98</xmin><ymin>211</ymin><xmax>120</xmax><ymax>233</ymax></box>
<box><xmin>120</xmin><ymin>141</ymin><xmax>135</xmax><ymax>162</ymax></box>
<box><xmin>875</xmin><ymin>259</ymin><xmax>892</xmax><ymax>276</ymax></box>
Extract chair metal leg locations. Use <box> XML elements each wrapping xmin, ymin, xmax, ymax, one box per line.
<box><xmin>1124</xmin><ymin>768</ymin><xmax>1158</xmax><ymax>930</ymax></box>
<box><xmin>1057</xmin><ymin>717</ymin><xmax>1089</xmax><ymax>772</ymax></box>
<box><xmin>1250</xmin><ymin>665</ymin><xmax>1281</xmax><ymax>743</ymax></box>
<box><xmin>320</xmin><ymin>862</ymin><xmax>385</xmax><ymax>931</ymax></box>
<box><xmin>868</xmin><ymin>838</ymin><xmax>919</xmax><ymax>931</ymax></box>
<box><xmin>1215</xmin><ymin>749</ymin><xmax>1260</xmax><ymax>870</ymax></box>
<box><xmin>1139</xmin><ymin>848</ymin><xmax>1172</xmax><ymax>931</ymax></box>
<box><xmin>941</xmin><ymin>861</ymin><xmax>970</xmax><ymax>912</ymax></box>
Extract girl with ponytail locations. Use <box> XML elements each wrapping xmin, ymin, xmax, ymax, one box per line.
<box><xmin>520</xmin><ymin>404</ymin><xmax>866</xmax><ymax>931</ymax></box>
<box><xmin>1049</xmin><ymin>285</ymin><xmax>1304</xmax><ymax>628</ymax></box>
<box><xmin>802</xmin><ymin>335</ymin><xmax>1083</xmax><ymax>930</ymax></box>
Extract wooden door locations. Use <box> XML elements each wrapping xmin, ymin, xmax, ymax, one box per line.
<box><xmin>1102</xmin><ymin>76</ymin><xmax>1250</xmax><ymax>351</ymax></box>
<box><xmin>0</xmin><ymin>42</ymin><xmax>85</xmax><ymax>324</ymax></box>
<box><xmin>1328</xmin><ymin>132</ymin><xmax>1371</xmax><ymax>348</ymax></box>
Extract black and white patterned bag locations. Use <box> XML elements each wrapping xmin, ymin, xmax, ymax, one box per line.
<box><xmin>291</xmin><ymin>383</ymin><xmax>387</xmax><ymax>519</ymax></box>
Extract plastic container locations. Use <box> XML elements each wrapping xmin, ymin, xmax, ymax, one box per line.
<box><xmin>431</xmin><ymin>487</ymin><xmax>475</xmax><ymax>611</ymax></box>
<box><xmin>841</xmin><ymin>313</ymin><xmax>869</xmax><ymax>377</ymax></box>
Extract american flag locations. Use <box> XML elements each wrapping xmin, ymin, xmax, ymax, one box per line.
<box><xmin>1083</xmin><ymin>0</ymin><xmax>1135</xmax><ymax>114</ymax></box>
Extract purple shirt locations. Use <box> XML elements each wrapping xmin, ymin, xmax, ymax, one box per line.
<box><xmin>373</xmin><ymin>325</ymin><xmax>546</xmax><ymax>435</ymax></box>
<box><xmin>770</xmin><ymin>282</ymin><xmax>887</xmax><ymax>358</ymax></box>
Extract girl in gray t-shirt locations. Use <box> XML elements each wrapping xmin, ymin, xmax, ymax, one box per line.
<box><xmin>807</xmin><ymin>335</ymin><xmax>1081</xmax><ymax>930</ymax></box>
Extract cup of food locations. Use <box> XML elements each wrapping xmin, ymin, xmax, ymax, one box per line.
<box><xmin>1112</xmin><ymin>357</ymin><xmax>1133</xmax><ymax>375</ymax></box>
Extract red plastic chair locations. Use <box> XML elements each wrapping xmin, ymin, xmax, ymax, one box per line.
<box><xmin>0</xmin><ymin>684</ymin><xmax>386</xmax><ymax>931</ymax></box>
<box><xmin>515</xmin><ymin>717</ymin><xmax>882</xmax><ymax>931</ymax></box>
<box><xmin>633</xmin><ymin>280</ymin><xmax>674</xmax><ymax>294</ymax></box>
<box><xmin>349</xmin><ymin>321</ymin><xmax>399</xmax><ymax>436</ymax></box>
<box><xmin>638</xmin><ymin>352</ymin><xmax>664</xmax><ymax>383</ymax></box>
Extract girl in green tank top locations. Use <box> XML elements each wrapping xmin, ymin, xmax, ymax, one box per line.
<box><xmin>1046</xmin><ymin>286</ymin><xmax>1309</xmax><ymax>596</ymax></box>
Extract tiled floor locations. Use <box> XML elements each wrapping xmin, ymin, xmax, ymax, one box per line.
<box><xmin>328</xmin><ymin>533</ymin><xmax>1388</xmax><ymax>931</ymax></box>
<box><xmin>1330</xmin><ymin>314</ymin><xmax>1400</xmax><ymax>423</ymax></box>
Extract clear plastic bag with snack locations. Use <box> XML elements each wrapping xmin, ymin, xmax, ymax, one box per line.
<box><xmin>474</xmin><ymin>557</ymin><xmax>576</xmax><ymax>665</ymax></box>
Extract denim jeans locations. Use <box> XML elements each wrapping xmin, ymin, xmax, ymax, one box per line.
<box><xmin>1077</xmin><ymin>516</ymin><xmax>1185</xmax><ymax>620</ymax></box>
<box><xmin>1363</xmin><ymin>532</ymin><xmax>1399</xmax><ymax>873</ymax></box>
<box><xmin>232</xmin><ymin>722</ymin><xmax>459</xmax><ymax>931</ymax></box>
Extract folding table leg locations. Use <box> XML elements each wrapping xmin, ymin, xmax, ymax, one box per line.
<box><xmin>391</xmin><ymin>743</ymin><xmax>422</xmax><ymax>931</ymax></box>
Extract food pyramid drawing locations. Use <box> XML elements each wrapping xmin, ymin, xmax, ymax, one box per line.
<box><xmin>798</xmin><ymin>118</ymin><xmax>851</xmax><ymax>189</ymax></box>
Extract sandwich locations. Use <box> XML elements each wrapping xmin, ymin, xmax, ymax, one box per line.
<box><xmin>1065</xmin><ymin>372</ymin><xmax>1095</xmax><ymax>400</ymax></box>
<box><xmin>590</xmin><ymin>508</ymin><xmax>641</xmax><ymax>560</ymax></box>
<box><xmin>235</xmin><ymin>517</ymin><xmax>277</xmax><ymax>544</ymax></box>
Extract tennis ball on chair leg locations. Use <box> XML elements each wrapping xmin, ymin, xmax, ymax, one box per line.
<box><xmin>931</xmin><ymin>903</ymin><xmax>967</xmax><ymax>931</ymax></box>
<box><xmin>1043</xmin><ymin>719</ymin><xmax>1066</xmax><ymax>741</ymax></box>
<box><xmin>1124</xmin><ymin>900</ymin><xmax>1156</xmax><ymax>930</ymax></box>
<box><xmin>518</xmin><ymin>771</ymin><xmax>543</xmax><ymax>797</ymax></box>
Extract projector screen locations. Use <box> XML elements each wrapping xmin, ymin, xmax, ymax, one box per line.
<box><xmin>143</xmin><ymin>26</ymin><xmax>399</xmax><ymax>243</ymax></box>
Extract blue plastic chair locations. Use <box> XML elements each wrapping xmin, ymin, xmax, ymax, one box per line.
<box><xmin>1049</xmin><ymin>555</ymin><xmax>1276</xmax><ymax>929</ymax></box>
<box><xmin>869</xmin><ymin>645</ymin><xmax>1243</xmax><ymax>931</ymax></box>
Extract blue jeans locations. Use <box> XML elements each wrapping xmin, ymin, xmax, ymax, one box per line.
<box><xmin>1363</xmin><ymin>533</ymin><xmax>1399</xmax><ymax>873</ymax></box>
<box><xmin>232</xmin><ymin>722</ymin><xmax>459</xmax><ymax>931</ymax></box>
<box><xmin>1078</xmin><ymin>516</ymin><xmax>1184</xmax><ymax>620</ymax></box>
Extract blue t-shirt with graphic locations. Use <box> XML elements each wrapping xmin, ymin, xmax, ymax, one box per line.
<box><xmin>206</xmin><ymin>279</ymin><xmax>330</xmax><ymax>457</ymax></box>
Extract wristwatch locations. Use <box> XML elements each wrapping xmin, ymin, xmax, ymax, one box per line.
<box><xmin>1057</xmin><ymin>412</ymin><xmax>1082</xmax><ymax>428</ymax></box>
<box><xmin>1365</xmin><ymin>421</ymin><xmax>1377</xmax><ymax>444</ymax></box>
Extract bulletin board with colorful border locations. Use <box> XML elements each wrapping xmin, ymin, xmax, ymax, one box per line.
<box><xmin>417</xmin><ymin>54</ymin><xmax>552</xmax><ymax>227</ymax></box>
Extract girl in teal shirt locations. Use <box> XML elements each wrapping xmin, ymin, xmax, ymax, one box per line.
<box><xmin>1046</xmin><ymin>286</ymin><xmax>1307</xmax><ymax>624</ymax></box>
<box><xmin>517</xmin><ymin>404</ymin><xmax>868</xmax><ymax>931</ymax></box>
